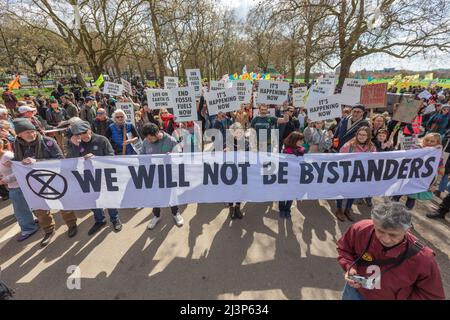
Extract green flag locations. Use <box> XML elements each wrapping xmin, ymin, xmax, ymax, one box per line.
<box><xmin>94</xmin><ymin>74</ymin><xmax>104</xmax><ymax>87</ymax></box>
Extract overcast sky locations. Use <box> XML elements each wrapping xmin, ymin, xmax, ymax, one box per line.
<box><xmin>221</xmin><ymin>0</ymin><xmax>450</xmax><ymax>72</ymax></box>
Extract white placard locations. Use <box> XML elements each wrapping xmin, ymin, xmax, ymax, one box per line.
<box><xmin>305</xmin><ymin>85</ymin><xmax>329</xmax><ymax>108</ymax></box>
<box><xmin>293</xmin><ymin>87</ymin><xmax>307</xmax><ymax>108</ymax></box>
<box><xmin>210</xmin><ymin>80</ymin><xmax>225</xmax><ymax>91</ymax></box>
<box><xmin>256</xmin><ymin>80</ymin><xmax>289</xmax><ymax>105</ymax></box>
<box><xmin>103</xmin><ymin>81</ymin><xmax>124</xmax><ymax>96</ymax></box>
<box><xmin>232</xmin><ymin>80</ymin><xmax>252</xmax><ymax>104</ymax></box>
<box><xmin>164</xmin><ymin>76</ymin><xmax>179</xmax><ymax>90</ymax></box>
<box><xmin>204</xmin><ymin>87</ymin><xmax>239</xmax><ymax>115</ymax></box>
<box><xmin>186</xmin><ymin>69</ymin><xmax>202</xmax><ymax>98</ymax></box>
<box><xmin>316</xmin><ymin>76</ymin><xmax>336</xmax><ymax>95</ymax></box>
<box><xmin>116</xmin><ymin>102</ymin><xmax>135</xmax><ymax>126</ymax></box>
<box><xmin>146</xmin><ymin>89</ymin><xmax>170</xmax><ymax>110</ymax></box>
<box><xmin>307</xmin><ymin>95</ymin><xmax>342</xmax><ymax>122</ymax></box>
<box><xmin>418</xmin><ymin>90</ymin><xmax>432</xmax><ymax>100</ymax></box>
<box><xmin>121</xmin><ymin>78</ymin><xmax>132</xmax><ymax>95</ymax></box>
<box><xmin>169</xmin><ymin>87</ymin><xmax>198</xmax><ymax>122</ymax></box>
<box><xmin>339</xmin><ymin>78</ymin><xmax>366</xmax><ymax>105</ymax></box>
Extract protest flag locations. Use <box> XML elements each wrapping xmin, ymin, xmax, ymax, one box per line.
<box><xmin>7</xmin><ymin>74</ymin><xmax>21</xmax><ymax>90</ymax></box>
<box><xmin>94</xmin><ymin>74</ymin><xmax>104</xmax><ymax>87</ymax></box>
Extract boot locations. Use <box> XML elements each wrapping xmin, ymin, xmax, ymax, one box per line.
<box><xmin>344</xmin><ymin>209</ymin><xmax>355</xmax><ymax>222</ymax></box>
<box><xmin>426</xmin><ymin>212</ymin><xmax>446</xmax><ymax>220</ymax></box>
<box><xmin>234</xmin><ymin>206</ymin><xmax>243</xmax><ymax>219</ymax></box>
<box><xmin>334</xmin><ymin>208</ymin><xmax>346</xmax><ymax>222</ymax></box>
<box><xmin>229</xmin><ymin>206</ymin><xmax>236</xmax><ymax>219</ymax></box>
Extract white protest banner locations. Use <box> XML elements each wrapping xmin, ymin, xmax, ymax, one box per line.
<box><xmin>256</xmin><ymin>80</ymin><xmax>289</xmax><ymax>105</ymax></box>
<box><xmin>204</xmin><ymin>87</ymin><xmax>239</xmax><ymax>115</ymax></box>
<box><xmin>307</xmin><ymin>95</ymin><xmax>342</xmax><ymax>121</ymax></box>
<box><xmin>103</xmin><ymin>81</ymin><xmax>124</xmax><ymax>96</ymax></box>
<box><xmin>232</xmin><ymin>80</ymin><xmax>252</xmax><ymax>104</ymax></box>
<box><xmin>339</xmin><ymin>78</ymin><xmax>366</xmax><ymax>105</ymax></box>
<box><xmin>121</xmin><ymin>78</ymin><xmax>132</xmax><ymax>95</ymax></box>
<box><xmin>146</xmin><ymin>89</ymin><xmax>170</xmax><ymax>110</ymax></box>
<box><xmin>13</xmin><ymin>149</ymin><xmax>440</xmax><ymax>210</ymax></box>
<box><xmin>116</xmin><ymin>102</ymin><xmax>135</xmax><ymax>126</ymax></box>
<box><xmin>418</xmin><ymin>90</ymin><xmax>432</xmax><ymax>100</ymax></box>
<box><xmin>169</xmin><ymin>87</ymin><xmax>198</xmax><ymax>122</ymax></box>
<box><xmin>186</xmin><ymin>69</ymin><xmax>202</xmax><ymax>98</ymax></box>
<box><xmin>293</xmin><ymin>87</ymin><xmax>307</xmax><ymax>108</ymax></box>
<box><xmin>164</xmin><ymin>76</ymin><xmax>179</xmax><ymax>90</ymax></box>
<box><xmin>393</xmin><ymin>96</ymin><xmax>422</xmax><ymax>123</ymax></box>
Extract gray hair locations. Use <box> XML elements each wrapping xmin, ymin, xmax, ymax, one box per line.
<box><xmin>371</xmin><ymin>201</ymin><xmax>412</xmax><ymax>230</ymax></box>
<box><xmin>230</xmin><ymin>122</ymin><xmax>243</xmax><ymax>131</ymax></box>
<box><xmin>112</xmin><ymin>109</ymin><xmax>126</xmax><ymax>123</ymax></box>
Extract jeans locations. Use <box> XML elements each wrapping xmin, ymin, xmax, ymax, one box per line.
<box><xmin>438</xmin><ymin>174</ymin><xmax>450</xmax><ymax>193</ymax></box>
<box><xmin>9</xmin><ymin>187</ymin><xmax>38</xmax><ymax>235</ymax></box>
<box><xmin>342</xmin><ymin>283</ymin><xmax>365</xmax><ymax>300</ymax></box>
<box><xmin>92</xmin><ymin>208</ymin><xmax>119</xmax><ymax>223</ymax></box>
<box><xmin>336</xmin><ymin>199</ymin><xmax>354</xmax><ymax>209</ymax></box>
<box><xmin>153</xmin><ymin>206</ymin><xmax>179</xmax><ymax>218</ymax></box>
<box><xmin>279</xmin><ymin>200</ymin><xmax>293</xmax><ymax>213</ymax></box>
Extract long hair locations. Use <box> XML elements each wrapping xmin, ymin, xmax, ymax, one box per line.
<box><xmin>283</xmin><ymin>131</ymin><xmax>304</xmax><ymax>149</ymax></box>
<box><xmin>349</xmin><ymin>126</ymin><xmax>374</xmax><ymax>149</ymax></box>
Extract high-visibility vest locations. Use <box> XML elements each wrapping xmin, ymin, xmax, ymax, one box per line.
<box><xmin>404</xmin><ymin>115</ymin><xmax>422</xmax><ymax>135</ymax></box>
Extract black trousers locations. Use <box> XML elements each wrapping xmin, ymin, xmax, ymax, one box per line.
<box><xmin>0</xmin><ymin>185</ymin><xmax>8</xmax><ymax>198</ymax></box>
<box><xmin>153</xmin><ymin>206</ymin><xmax>179</xmax><ymax>218</ymax></box>
<box><xmin>438</xmin><ymin>193</ymin><xmax>450</xmax><ymax>215</ymax></box>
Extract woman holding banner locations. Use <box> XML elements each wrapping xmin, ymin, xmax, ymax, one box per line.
<box><xmin>335</xmin><ymin>127</ymin><xmax>376</xmax><ymax>222</ymax></box>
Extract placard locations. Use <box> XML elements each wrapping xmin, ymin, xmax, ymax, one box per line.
<box><xmin>146</xmin><ymin>89</ymin><xmax>170</xmax><ymax>109</ymax></box>
<box><xmin>339</xmin><ymin>78</ymin><xmax>366</xmax><ymax>105</ymax></box>
<box><xmin>204</xmin><ymin>87</ymin><xmax>239</xmax><ymax>115</ymax></box>
<box><xmin>256</xmin><ymin>80</ymin><xmax>289</xmax><ymax>105</ymax></box>
<box><xmin>360</xmin><ymin>83</ymin><xmax>387</xmax><ymax>108</ymax></box>
<box><xmin>307</xmin><ymin>95</ymin><xmax>342</xmax><ymax>122</ymax></box>
<box><xmin>103</xmin><ymin>81</ymin><xmax>124</xmax><ymax>96</ymax></box>
<box><xmin>392</xmin><ymin>96</ymin><xmax>422</xmax><ymax>123</ymax></box>
<box><xmin>293</xmin><ymin>87</ymin><xmax>307</xmax><ymax>108</ymax></box>
<box><xmin>169</xmin><ymin>87</ymin><xmax>198</xmax><ymax>122</ymax></box>
<box><xmin>121</xmin><ymin>78</ymin><xmax>133</xmax><ymax>95</ymax></box>
<box><xmin>232</xmin><ymin>80</ymin><xmax>252</xmax><ymax>104</ymax></box>
<box><xmin>164</xmin><ymin>76</ymin><xmax>179</xmax><ymax>90</ymax></box>
<box><xmin>116</xmin><ymin>102</ymin><xmax>135</xmax><ymax>126</ymax></box>
<box><xmin>186</xmin><ymin>69</ymin><xmax>202</xmax><ymax>98</ymax></box>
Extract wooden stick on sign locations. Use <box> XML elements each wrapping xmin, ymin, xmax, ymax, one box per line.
<box><xmin>122</xmin><ymin>125</ymin><xmax>127</xmax><ymax>155</ymax></box>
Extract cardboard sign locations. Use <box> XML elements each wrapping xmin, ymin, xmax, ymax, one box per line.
<box><xmin>121</xmin><ymin>78</ymin><xmax>133</xmax><ymax>95</ymax></box>
<box><xmin>232</xmin><ymin>80</ymin><xmax>252</xmax><ymax>104</ymax></box>
<box><xmin>169</xmin><ymin>87</ymin><xmax>198</xmax><ymax>122</ymax></box>
<box><xmin>204</xmin><ymin>87</ymin><xmax>239</xmax><ymax>115</ymax></box>
<box><xmin>146</xmin><ymin>89</ymin><xmax>170</xmax><ymax>109</ymax></box>
<box><xmin>360</xmin><ymin>83</ymin><xmax>387</xmax><ymax>108</ymax></box>
<box><xmin>316</xmin><ymin>76</ymin><xmax>336</xmax><ymax>95</ymax></box>
<box><xmin>116</xmin><ymin>102</ymin><xmax>135</xmax><ymax>126</ymax></box>
<box><xmin>256</xmin><ymin>80</ymin><xmax>289</xmax><ymax>105</ymax></box>
<box><xmin>164</xmin><ymin>76</ymin><xmax>179</xmax><ymax>90</ymax></box>
<box><xmin>392</xmin><ymin>96</ymin><xmax>422</xmax><ymax>123</ymax></box>
<box><xmin>307</xmin><ymin>95</ymin><xmax>342</xmax><ymax>122</ymax></box>
<box><xmin>186</xmin><ymin>69</ymin><xmax>202</xmax><ymax>98</ymax></box>
<box><xmin>305</xmin><ymin>85</ymin><xmax>329</xmax><ymax>108</ymax></box>
<box><xmin>103</xmin><ymin>81</ymin><xmax>124</xmax><ymax>96</ymax></box>
<box><xmin>293</xmin><ymin>87</ymin><xmax>307</xmax><ymax>108</ymax></box>
<box><xmin>339</xmin><ymin>78</ymin><xmax>366</xmax><ymax>105</ymax></box>
<box><xmin>418</xmin><ymin>90</ymin><xmax>432</xmax><ymax>100</ymax></box>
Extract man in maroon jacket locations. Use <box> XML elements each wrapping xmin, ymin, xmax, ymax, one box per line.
<box><xmin>1</xmin><ymin>87</ymin><xmax>18</xmax><ymax>114</ymax></box>
<box><xmin>337</xmin><ymin>201</ymin><xmax>445</xmax><ymax>300</ymax></box>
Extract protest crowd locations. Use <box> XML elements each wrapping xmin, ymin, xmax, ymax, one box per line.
<box><xmin>1</xmin><ymin>72</ymin><xmax>449</xmax><ymax>300</ymax></box>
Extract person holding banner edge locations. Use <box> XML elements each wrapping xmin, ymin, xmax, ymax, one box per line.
<box><xmin>67</xmin><ymin>120</ymin><xmax>123</xmax><ymax>235</ymax></box>
<box><xmin>11</xmin><ymin>118</ymin><xmax>78</xmax><ymax>247</ymax></box>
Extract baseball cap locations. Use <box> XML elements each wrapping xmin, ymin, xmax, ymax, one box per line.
<box><xmin>18</xmin><ymin>105</ymin><xmax>36</xmax><ymax>114</ymax></box>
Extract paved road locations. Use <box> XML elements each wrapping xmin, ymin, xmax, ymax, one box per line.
<box><xmin>0</xmin><ymin>196</ymin><xmax>448</xmax><ymax>299</ymax></box>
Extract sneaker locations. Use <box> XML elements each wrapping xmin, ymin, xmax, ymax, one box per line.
<box><xmin>40</xmin><ymin>232</ymin><xmax>54</xmax><ymax>247</ymax></box>
<box><xmin>17</xmin><ymin>228</ymin><xmax>39</xmax><ymax>242</ymax></box>
<box><xmin>229</xmin><ymin>206</ymin><xmax>236</xmax><ymax>219</ymax></box>
<box><xmin>112</xmin><ymin>219</ymin><xmax>123</xmax><ymax>232</ymax></box>
<box><xmin>147</xmin><ymin>216</ymin><xmax>161</xmax><ymax>230</ymax></box>
<box><xmin>173</xmin><ymin>213</ymin><xmax>184</xmax><ymax>227</ymax></box>
<box><xmin>234</xmin><ymin>206</ymin><xmax>243</xmax><ymax>219</ymax></box>
<box><xmin>68</xmin><ymin>225</ymin><xmax>78</xmax><ymax>238</ymax></box>
<box><xmin>88</xmin><ymin>221</ymin><xmax>106</xmax><ymax>236</ymax></box>
<box><xmin>426</xmin><ymin>212</ymin><xmax>446</xmax><ymax>220</ymax></box>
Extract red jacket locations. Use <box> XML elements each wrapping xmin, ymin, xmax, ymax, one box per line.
<box><xmin>337</xmin><ymin>219</ymin><xmax>445</xmax><ymax>300</ymax></box>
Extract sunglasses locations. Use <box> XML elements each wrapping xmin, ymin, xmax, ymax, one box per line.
<box><xmin>115</xmin><ymin>115</ymin><xmax>124</xmax><ymax>118</ymax></box>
